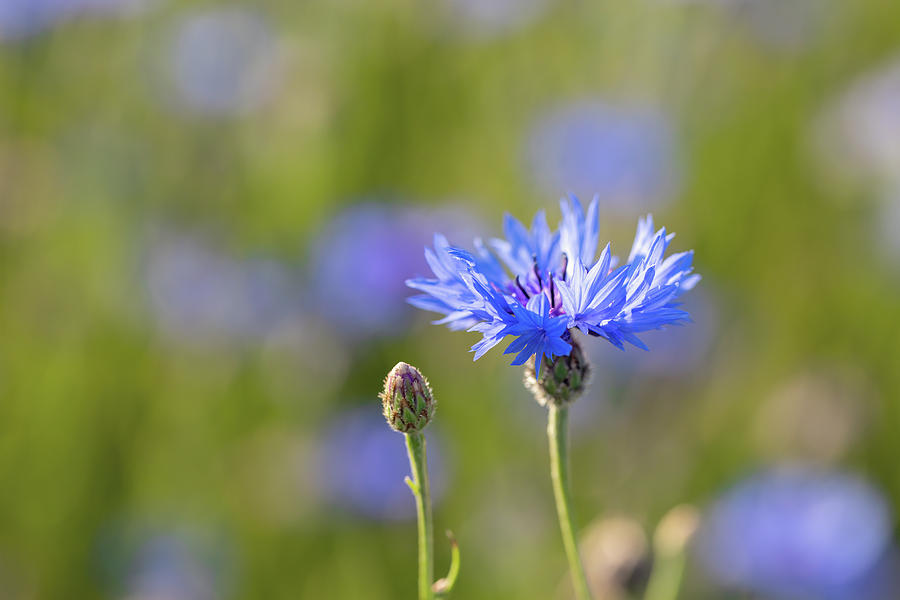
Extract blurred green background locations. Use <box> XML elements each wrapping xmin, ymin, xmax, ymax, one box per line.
<box><xmin>2</xmin><ymin>0</ymin><xmax>900</xmax><ymax>598</ymax></box>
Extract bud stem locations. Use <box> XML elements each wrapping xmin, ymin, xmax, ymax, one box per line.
<box><xmin>548</xmin><ymin>405</ymin><xmax>593</xmax><ymax>600</ymax></box>
<box><xmin>406</xmin><ymin>432</ymin><xmax>434</xmax><ymax>600</ymax></box>
<box><xmin>644</xmin><ymin>505</ymin><xmax>698</xmax><ymax>600</ymax></box>
<box><xmin>643</xmin><ymin>552</ymin><xmax>686</xmax><ymax>600</ymax></box>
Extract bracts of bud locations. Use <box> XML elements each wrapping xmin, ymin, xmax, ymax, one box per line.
<box><xmin>524</xmin><ymin>337</ymin><xmax>590</xmax><ymax>408</ymax></box>
<box><xmin>381</xmin><ymin>362</ymin><xmax>436</xmax><ymax>433</ymax></box>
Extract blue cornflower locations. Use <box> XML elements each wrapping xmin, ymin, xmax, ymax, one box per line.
<box><xmin>406</xmin><ymin>195</ymin><xmax>700</xmax><ymax>372</ymax></box>
<box><xmin>526</xmin><ymin>102</ymin><xmax>678</xmax><ymax>210</ymax></box>
<box><xmin>696</xmin><ymin>466</ymin><xmax>894</xmax><ymax>599</ymax></box>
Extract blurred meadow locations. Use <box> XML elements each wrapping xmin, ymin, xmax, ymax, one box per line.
<box><xmin>2</xmin><ymin>0</ymin><xmax>900</xmax><ymax>598</ymax></box>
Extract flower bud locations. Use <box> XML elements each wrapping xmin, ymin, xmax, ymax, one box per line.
<box><xmin>653</xmin><ymin>504</ymin><xmax>699</xmax><ymax>558</ymax></box>
<box><xmin>524</xmin><ymin>337</ymin><xmax>590</xmax><ymax>407</ymax></box>
<box><xmin>579</xmin><ymin>516</ymin><xmax>653</xmax><ymax>600</ymax></box>
<box><xmin>380</xmin><ymin>362</ymin><xmax>436</xmax><ymax>433</ymax></box>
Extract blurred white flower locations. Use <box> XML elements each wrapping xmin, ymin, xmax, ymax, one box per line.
<box><xmin>817</xmin><ymin>56</ymin><xmax>900</xmax><ymax>190</ymax></box>
<box><xmin>753</xmin><ymin>367</ymin><xmax>872</xmax><ymax>464</ymax></box>
<box><xmin>576</xmin><ymin>516</ymin><xmax>652</xmax><ymax>600</ymax></box>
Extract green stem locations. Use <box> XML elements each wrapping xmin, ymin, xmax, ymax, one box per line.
<box><xmin>548</xmin><ymin>405</ymin><xmax>592</xmax><ymax>600</ymax></box>
<box><xmin>643</xmin><ymin>553</ymin><xmax>686</xmax><ymax>600</ymax></box>
<box><xmin>406</xmin><ymin>432</ymin><xmax>434</xmax><ymax>600</ymax></box>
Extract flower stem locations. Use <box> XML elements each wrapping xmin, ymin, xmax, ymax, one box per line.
<box><xmin>643</xmin><ymin>552</ymin><xmax>686</xmax><ymax>600</ymax></box>
<box><xmin>547</xmin><ymin>404</ymin><xmax>592</xmax><ymax>600</ymax></box>
<box><xmin>406</xmin><ymin>432</ymin><xmax>434</xmax><ymax>600</ymax></box>
<box><xmin>644</xmin><ymin>504</ymin><xmax>698</xmax><ymax>600</ymax></box>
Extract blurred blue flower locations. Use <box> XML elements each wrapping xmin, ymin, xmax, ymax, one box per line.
<box><xmin>125</xmin><ymin>534</ymin><xmax>224</xmax><ymax>600</ymax></box>
<box><xmin>315</xmin><ymin>407</ymin><xmax>446</xmax><ymax>521</ymax></box>
<box><xmin>94</xmin><ymin>523</ymin><xmax>233</xmax><ymax>600</ymax></box>
<box><xmin>166</xmin><ymin>8</ymin><xmax>281</xmax><ymax>116</ymax></box>
<box><xmin>309</xmin><ymin>203</ymin><xmax>478</xmax><ymax>339</ymax></box>
<box><xmin>443</xmin><ymin>0</ymin><xmax>551</xmax><ymax>38</ymax></box>
<box><xmin>408</xmin><ymin>195</ymin><xmax>699</xmax><ymax>373</ymax></box>
<box><xmin>526</xmin><ymin>102</ymin><xmax>678</xmax><ymax>212</ymax></box>
<box><xmin>696</xmin><ymin>466</ymin><xmax>894</xmax><ymax>599</ymax></box>
<box><xmin>0</xmin><ymin>0</ymin><xmax>60</xmax><ymax>38</ymax></box>
<box><xmin>0</xmin><ymin>0</ymin><xmax>148</xmax><ymax>39</ymax></box>
<box><xmin>144</xmin><ymin>230</ymin><xmax>299</xmax><ymax>344</ymax></box>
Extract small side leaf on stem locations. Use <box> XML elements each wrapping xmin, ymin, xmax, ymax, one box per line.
<box><xmin>432</xmin><ymin>530</ymin><xmax>460</xmax><ymax>599</ymax></box>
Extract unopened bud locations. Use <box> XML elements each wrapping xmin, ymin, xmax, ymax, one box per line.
<box><xmin>380</xmin><ymin>362</ymin><xmax>436</xmax><ymax>433</ymax></box>
<box><xmin>524</xmin><ymin>338</ymin><xmax>590</xmax><ymax>407</ymax></box>
<box><xmin>575</xmin><ymin>516</ymin><xmax>653</xmax><ymax>600</ymax></box>
<box><xmin>653</xmin><ymin>504</ymin><xmax>700</xmax><ymax>558</ymax></box>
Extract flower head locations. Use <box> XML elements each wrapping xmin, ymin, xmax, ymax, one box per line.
<box><xmin>407</xmin><ymin>195</ymin><xmax>699</xmax><ymax>372</ymax></box>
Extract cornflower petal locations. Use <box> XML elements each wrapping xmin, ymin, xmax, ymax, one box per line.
<box><xmin>559</xmin><ymin>194</ymin><xmax>600</xmax><ymax>276</ymax></box>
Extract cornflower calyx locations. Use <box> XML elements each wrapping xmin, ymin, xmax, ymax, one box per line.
<box><xmin>524</xmin><ymin>336</ymin><xmax>590</xmax><ymax>407</ymax></box>
<box><xmin>381</xmin><ymin>362</ymin><xmax>435</xmax><ymax>433</ymax></box>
